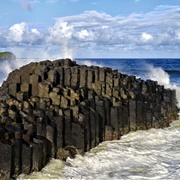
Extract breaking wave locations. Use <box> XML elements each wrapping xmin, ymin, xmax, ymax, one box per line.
<box><xmin>76</xmin><ymin>59</ymin><xmax>104</xmax><ymax>67</ymax></box>
<box><xmin>145</xmin><ymin>63</ymin><xmax>180</xmax><ymax>108</ymax></box>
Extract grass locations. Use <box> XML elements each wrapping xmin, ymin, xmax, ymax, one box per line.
<box><xmin>0</xmin><ymin>51</ymin><xmax>16</xmax><ymax>60</ymax></box>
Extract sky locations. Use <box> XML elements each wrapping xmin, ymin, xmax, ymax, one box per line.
<box><xmin>1</xmin><ymin>0</ymin><xmax>180</xmax><ymax>58</ymax></box>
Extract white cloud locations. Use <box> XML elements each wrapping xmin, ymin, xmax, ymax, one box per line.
<box><xmin>7</xmin><ymin>22</ymin><xmax>43</xmax><ymax>44</ymax></box>
<box><xmin>2</xmin><ymin>5</ymin><xmax>180</xmax><ymax>58</ymax></box>
<box><xmin>78</xmin><ymin>30</ymin><xmax>89</xmax><ymax>39</ymax></box>
<box><xmin>175</xmin><ymin>30</ymin><xmax>180</xmax><ymax>39</ymax></box>
<box><xmin>141</xmin><ymin>32</ymin><xmax>153</xmax><ymax>42</ymax></box>
<box><xmin>8</xmin><ymin>23</ymin><xmax>27</xmax><ymax>42</ymax></box>
<box><xmin>47</xmin><ymin>21</ymin><xmax>74</xmax><ymax>43</ymax></box>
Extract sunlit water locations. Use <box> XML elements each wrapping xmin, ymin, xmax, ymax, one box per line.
<box><xmin>0</xmin><ymin>58</ymin><xmax>179</xmax><ymax>180</ymax></box>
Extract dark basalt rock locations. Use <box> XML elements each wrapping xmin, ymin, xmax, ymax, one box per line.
<box><xmin>0</xmin><ymin>58</ymin><xmax>178</xmax><ymax>179</ymax></box>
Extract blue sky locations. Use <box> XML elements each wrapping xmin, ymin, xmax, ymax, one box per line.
<box><xmin>1</xmin><ymin>0</ymin><xmax>180</xmax><ymax>58</ymax></box>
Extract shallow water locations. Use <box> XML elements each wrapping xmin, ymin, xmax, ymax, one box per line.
<box><xmin>18</xmin><ymin>119</ymin><xmax>180</xmax><ymax>180</ymax></box>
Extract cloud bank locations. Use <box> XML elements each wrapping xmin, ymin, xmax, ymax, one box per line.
<box><xmin>1</xmin><ymin>5</ymin><xmax>180</xmax><ymax>58</ymax></box>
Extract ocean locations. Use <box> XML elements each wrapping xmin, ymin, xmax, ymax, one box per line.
<box><xmin>0</xmin><ymin>58</ymin><xmax>179</xmax><ymax>180</ymax></box>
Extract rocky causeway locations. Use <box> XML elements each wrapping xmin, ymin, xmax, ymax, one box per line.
<box><xmin>0</xmin><ymin>58</ymin><xmax>178</xmax><ymax>179</ymax></box>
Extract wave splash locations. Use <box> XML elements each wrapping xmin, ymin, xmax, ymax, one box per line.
<box><xmin>62</xmin><ymin>121</ymin><xmax>180</xmax><ymax>180</ymax></box>
<box><xmin>76</xmin><ymin>59</ymin><xmax>104</xmax><ymax>67</ymax></box>
<box><xmin>146</xmin><ymin>63</ymin><xmax>170</xmax><ymax>86</ymax></box>
<box><xmin>0</xmin><ymin>59</ymin><xmax>43</xmax><ymax>85</ymax></box>
<box><xmin>78</xmin><ymin>60</ymin><xmax>180</xmax><ymax>108</ymax></box>
<box><xmin>145</xmin><ymin>63</ymin><xmax>180</xmax><ymax>108</ymax></box>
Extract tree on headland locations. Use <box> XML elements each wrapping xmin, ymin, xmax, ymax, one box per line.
<box><xmin>0</xmin><ymin>51</ymin><xmax>16</xmax><ymax>60</ymax></box>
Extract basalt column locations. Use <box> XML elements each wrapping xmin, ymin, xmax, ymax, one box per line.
<box><xmin>0</xmin><ymin>58</ymin><xmax>178</xmax><ymax>179</ymax></box>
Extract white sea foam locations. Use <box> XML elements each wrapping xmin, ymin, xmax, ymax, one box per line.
<box><xmin>61</xmin><ymin>121</ymin><xmax>180</xmax><ymax>180</ymax></box>
<box><xmin>146</xmin><ymin>63</ymin><xmax>170</xmax><ymax>86</ymax></box>
<box><xmin>76</xmin><ymin>60</ymin><xmax>104</xmax><ymax>67</ymax></box>
<box><xmin>18</xmin><ymin>119</ymin><xmax>180</xmax><ymax>180</ymax></box>
<box><xmin>145</xmin><ymin>63</ymin><xmax>180</xmax><ymax>108</ymax></box>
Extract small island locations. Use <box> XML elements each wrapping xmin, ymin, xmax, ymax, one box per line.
<box><xmin>0</xmin><ymin>51</ymin><xmax>16</xmax><ymax>60</ymax></box>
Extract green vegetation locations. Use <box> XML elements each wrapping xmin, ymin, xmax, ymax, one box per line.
<box><xmin>0</xmin><ymin>51</ymin><xmax>16</xmax><ymax>60</ymax></box>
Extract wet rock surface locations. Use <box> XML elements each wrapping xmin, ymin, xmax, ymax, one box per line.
<box><xmin>0</xmin><ymin>58</ymin><xmax>178</xmax><ymax>179</ymax></box>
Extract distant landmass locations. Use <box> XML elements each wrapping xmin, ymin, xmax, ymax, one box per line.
<box><xmin>0</xmin><ymin>51</ymin><xmax>16</xmax><ymax>60</ymax></box>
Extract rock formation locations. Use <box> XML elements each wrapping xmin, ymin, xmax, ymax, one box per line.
<box><xmin>0</xmin><ymin>58</ymin><xmax>178</xmax><ymax>179</ymax></box>
<box><xmin>0</xmin><ymin>52</ymin><xmax>16</xmax><ymax>60</ymax></box>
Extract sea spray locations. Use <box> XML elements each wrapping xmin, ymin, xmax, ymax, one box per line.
<box><xmin>146</xmin><ymin>63</ymin><xmax>170</xmax><ymax>86</ymax></box>
<box><xmin>76</xmin><ymin>59</ymin><xmax>104</xmax><ymax>67</ymax></box>
<box><xmin>145</xmin><ymin>63</ymin><xmax>180</xmax><ymax>108</ymax></box>
<box><xmin>0</xmin><ymin>59</ymin><xmax>43</xmax><ymax>85</ymax></box>
<box><xmin>77</xmin><ymin>59</ymin><xmax>180</xmax><ymax>108</ymax></box>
